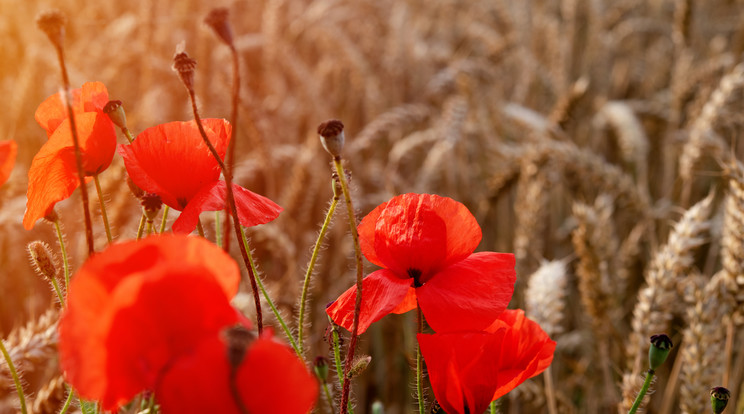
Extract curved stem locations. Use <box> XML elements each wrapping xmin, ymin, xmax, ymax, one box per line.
<box><xmin>49</xmin><ymin>273</ymin><xmax>65</xmax><ymax>307</ymax></box>
<box><xmin>0</xmin><ymin>339</ymin><xmax>27</xmax><ymax>414</ymax></box>
<box><xmin>332</xmin><ymin>157</ymin><xmax>364</xmax><ymax>414</ymax></box>
<box><xmin>221</xmin><ymin>43</ymin><xmax>240</xmax><ymax>254</ymax></box>
<box><xmin>93</xmin><ymin>174</ymin><xmax>113</xmax><ymax>243</ymax></box>
<box><xmin>121</xmin><ymin>127</ymin><xmax>134</xmax><ymax>144</ymax></box>
<box><xmin>328</xmin><ymin>316</ymin><xmax>354</xmax><ymax>414</ymax></box>
<box><xmin>136</xmin><ymin>213</ymin><xmax>146</xmax><ymax>240</ymax></box>
<box><xmin>416</xmin><ymin>305</ymin><xmax>425</xmax><ymax>414</ymax></box>
<box><xmin>628</xmin><ymin>369</ymin><xmax>655</xmax><ymax>414</ymax></box>
<box><xmin>159</xmin><ymin>206</ymin><xmax>170</xmax><ymax>233</ymax></box>
<box><xmin>238</xmin><ymin>226</ymin><xmax>301</xmax><ymax>358</ymax></box>
<box><xmin>53</xmin><ymin>220</ymin><xmax>70</xmax><ymax>292</ymax></box>
<box><xmin>58</xmin><ymin>387</ymin><xmax>74</xmax><ymax>414</ymax></box>
<box><xmin>298</xmin><ymin>191</ymin><xmax>339</xmax><ymax>355</ymax></box>
<box><xmin>322</xmin><ymin>382</ymin><xmax>336</xmax><ymax>414</ymax></box>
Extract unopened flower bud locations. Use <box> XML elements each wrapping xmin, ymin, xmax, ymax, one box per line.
<box><xmin>141</xmin><ymin>193</ymin><xmax>162</xmax><ymax>221</ymax></box>
<box><xmin>205</xmin><ymin>8</ymin><xmax>234</xmax><ymax>47</ymax></box>
<box><xmin>648</xmin><ymin>333</ymin><xmax>673</xmax><ymax>371</ymax></box>
<box><xmin>103</xmin><ymin>100</ymin><xmax>128</xmax><ymax>130</ymax></box>
<box><xmin>348</xmin><ymin>354</ymin><xmax>371</xmax><ymax>379</ymax></box>
<box><xmin>318</xmin><ymin>119</ymin><xmax>345</xmax><ymax>158</ymax></box>
<box><xmin>172</xmin><ymin>46</ymin><xmax>198</xmax><ymax>94</ymax></box>
<box><xmin>313</xmin><ymin>356</ymin><xmax>330</xmax><ymax>383</ymax></box>
<box><xmin>223</xmin><ymin>325</ymin><xmax>256</xmax><ymax>369</ymax></box>
<box><xmin>36</xmin><ymin>10</ymin><xmax>66</xmax><ymax>50</ymax></box>
<box><xmin>710</xmin><ymin>387</ymin><xmax>730</xmax><ymax>414</ymax></box>
<box><xmin>27</xmin><ymin>241</ymin><xmax>58</xmax><ymax>281</ymax></box>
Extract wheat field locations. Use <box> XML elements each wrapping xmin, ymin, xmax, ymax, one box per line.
<box><xmin>1</xmin><ymin>0</ymin><xmax>744</xmax><ymax>413</ymax></box>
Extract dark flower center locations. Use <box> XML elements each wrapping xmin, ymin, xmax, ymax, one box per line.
<box><xmin>408</xmin><ymin>268</ymin><xmax>423</xmax><ymax>287</ymax></box>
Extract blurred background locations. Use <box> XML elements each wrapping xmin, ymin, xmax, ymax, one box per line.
<box><xmin>2</xmin><ymin>0</ymin><xmax>744</xmax><ymax>413</ymax></box>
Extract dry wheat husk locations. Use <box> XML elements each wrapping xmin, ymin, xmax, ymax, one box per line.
<box><xmin>0</xmin><ymin>309</ymin><xmax>58</xmax><ymax>395</ymax></box>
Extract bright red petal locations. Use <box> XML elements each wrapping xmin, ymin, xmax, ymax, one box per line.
<box><xmin>158</xmin><ymin>334</ymin><xmax>317</xmax><ymax>414</ymax></box>
<box><xmin>58</xmin><ymin>235</ymin><xmax>241</xmax><ymax>410</ymax></box>
<box><xmin>120</xmin><ymin>119</ymin><xmax>230</xmax><ymax>209</ymax></box>
<box><xmin>35</xmin><ymin>82</ymin><xmax>109</xmax><ymax>136</ymax></box>
<box><xmin>416</xmin><ymin>252</ymin><xmax>516</xmax><ymax>332</ymax></box>
<box><xmin>357</xmin><ymin>199</ymin><xmax>389</xmax><ymax>268</ymax></box>
<box><xmin>418</xmin><ymin>312</ymin><xmax>555</xmax><ymax>414</ymax></box>
<box><xmin>23</xmin><ymin>144</ymin><xmax>78</xmax><ymax>230</ymax></box>
<box><xmin>0</xmin><ymin>140</ymin><xmax>18</xmax><ymax>187</ymax></box>
<box><xmin>172</xmin><ymin>181</ymin><xmax>282</xmax><ymax>234</ymax></box>
<box><xmin>370</xmin><ymin>193</ymin><xmax>482</xmax><ymax>280</ymax></box>
<box><xmin>326</xmin><ymin>269</ymin><xmax>413</xmax><ymax>334</ymax></box>
<box><xmin>76</xmin><ymin>112</ymin><xmax>117</xmax><ymax>175</ymax></box>
<box><xmin>79</xmin><ymin>81</ymin><xmax>110</xmax><ymax>113</ymax></box>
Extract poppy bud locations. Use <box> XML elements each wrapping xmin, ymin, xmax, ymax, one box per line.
<box><xmin>172</xmin><ymin>47</ymin><xmax>198</xmax><ymax>94</ymax></box>
<box><xmin>318</xmin><ymin>119</ymin><xmax>345</xmax><ymax>158</ymax></box>
<box><xmin>204</xmin><ymin>8</ymin><xmax>234</xmax><ymax>47</ymax></box>
<box><xmin>348</xmin><ymin>354</ymin><xmax>371</xmax><ymax>379</ymax></box>
<box><xmin>103</xmin><ymin>100</ymin><xmax>128</xmax><ymax>131</ymax></box>
<box><xmin>141</xmin><ymin>193</ymin><xmax>162</xmax><ymax>221</ymax></box>
<box><xmin>223</xmin><ymin>325</ymin><xmax>256</xmax><ymax>369</ymax></box>
<box><xmin>313</xmin><ymin>356</ymin><xmax>330</xmax><ymax>383</ymax></box>
<box><xmin>648</xmin><ymin>333</ymin><xmax>673</xmax><ymax>371</ymax></box>
<box><xmin>36</xmin><ymin>10</ymin><xmax>66</xmax><ymax>50</ymax></box>
<box><xmin>710</xmin><ymin>386</ymin><xmax>730</xmax><ymax>414</ymax></box>
<box><xmin>27</xmin><ymin>241</ymin><xmax>58</xmax><ymax>281</ymax></box>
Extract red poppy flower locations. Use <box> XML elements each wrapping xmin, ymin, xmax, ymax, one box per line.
<box><xmin>59</xmin><ymin>234</ymin><xmax>242</xmax><ymax>410</ymax></box>
<box><xmin>23</xmin><ymin>81</ymin><xmax>117</xmax><ymax>229</ymax></box>
<box><xmin>119</xmin><ymin>119</ymin><xmax>282</xmax><ymax>233</ymax></box>
<box><xmin>157</xmin><ymin>331</ymin><xmax>318</xmax><ymax>414</ymax></box>
<box><xmin>0</xmin><ymin>140</ymin><xmax>18</xmax><ymax>187</ymax></box>
<box><xmin>418</xmin><ymin>309</ymin><xmax>556</xmax><ymax>414</ymax></box>
<box><xmin>326</xmin><ymin>193</ymin><xmax>516</xmax><ymax>334</ymax></box>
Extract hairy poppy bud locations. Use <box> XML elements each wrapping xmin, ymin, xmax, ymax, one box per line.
<box><xmin>173</xmin><ymin>46</ymin><xmax>198</xmax><ymax>94</ymax></box>
<box><xmin>648</xmin><ymin>333</ymin><xmax>673</xmax><ymax>371</ymax></box>
<box><xmin>103</xmin><ymin>100</ymin><xmax>128</xmax><ymax>130</ymax></box>
<box><xmin>36</xmin><ymin>10</ymin><xmax>66</xmax><ymax>50</ymax></box>
<box><xmin>348</xmin><ymin>354</ymin><xmax>371</xmax><ymax>379</ymax></box>
<box><xmin>710</xmin><ymin>386</ymin><xmax>730</xmax><ymax>414</ymax></box>
<box><xmin>205</xmin><ymin>8</ymin><xmax>234</xmax><ymax>47</ymax></box>
<box><xmin>313</xmin><ymin>356</ymin><xmax>330</xmax><ymax>383</ymax></box>
<box><xmin>27</xmin><ymin>241</ymin><xmax>58</xmax><ymax>281</ymax></box>
<box><xmin>223</xmin><ymin>325</ymin><xmax>256</xmax><ymax>369</ymax></box>
<box><xmin>318</xmin><ymin>119</ymin><xmax>345</xmax><ymax>158</ymax></box>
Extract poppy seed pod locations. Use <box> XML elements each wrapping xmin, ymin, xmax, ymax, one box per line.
<box><xmin>648</xmin><ymin>333</ymin><xmax>673</xmax><ymax>371</ymax></box>
<box><xmin>318</xmin><ymin>119</ymin><xmax>345</xmax><ymax>158</ymax></box>
<box><xmin>710</xmin><ymin>386</ymin><xmax>730</xmax><ymax>414</ymax></box>
<box><xmin>36</xmin><ymin>9</ymin><xmax>66</xmax><ymax>49</ymax></box>
<box><xmin>103</xmin><ymin>100</ymin><xmax>128</xmax><ymax>130</ymax></box>
<box><xmin>204</xmin><ymin>8</ymin><xmax>234</xmax><ymax>47</ymax></box>
<box><xmin>172</xmin><ymin>50</ymin><xmax>197</xmax><ymax>94</ymax></box>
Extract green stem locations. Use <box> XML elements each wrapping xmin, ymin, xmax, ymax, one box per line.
<box><xmin>298</xmin><ymin>191</ymin><xmax>339</xmax><ymax>355</ymax></box>
<box><xmin>93</xmin><ymin>174</ymin><xmax>113</xmax><ymax>243</ymax></box>
<box><xmin>146</xmin><ymin>220</ymin><xmax>154</xmax><ymax>236</ymax></box>
<box><xmin>332</xmin><ymin>157</ymin><xmax>364</xmax><ymax>414</ymax></box>
<box><xmin>0</xmin><ymin>339</ymin><xmax>27</xmax><ymax>414</ymax></box>
<box><xmin>416</xmin><ymin>305</ymin><xmax>425</xmax><ymax>414</ymax></box>
<box><xmin>159</xmin><ymin>206</ymin><xmax>170</xmax><ymax>233</ymax></box>
<box><xmin>136</xmin><ymin>213</ymin><xmax>146</xmax><ymax>240</ymax></box>
<box><xmin>328</xmin><ymin>316</ymin><xmax>354</xmax><ymax>414</ymax></box>
<box><xmin>53</xmin><ymin>220</ymin><xmax>70</xmax><ymax>292</ymax></box>
<box><xmin>196</xmin><ymin>220</ymin><xmax>205</xmax><ymax>238</ymax></box>
<box><xmin>628</xmin><ymin>369</ymin><xmax>655</xmax><ymax>414</ymax></box>
<box><xmin>49</xmin><ymin>273</ymin><xmax>65</xmax><ymax>307</ymax></box>
<box><xmin>490</xmin><ymin>401</ymin><xmax>497</xmax><ymax>414</ymax></box>
<box><xmin>58</xmin><ymin>387</ymin><xmax>74</xmax><ymax>414</ymax></box>
<box><xmin>215</xmin><ymin>211</ymin><xmax>222</xmax><ymax>248</ymax></box>
<box><xmin>147</xmin><ymin>392</ymin><xmax>156</xmax><ymax>413</ymax></box>
<box><xmin>122</xmin><ymin>127</ymin><xmax>134</xmax><ymax>144</ymax></box>
<box><xmin>238</xmin><ymin>226</ymin><xmax>301</xmax><ymax>358</ymax></box>
<box><xmin>322</xmin><ymin>382</ymin><xmax>336</xmax><ymax>414</ymax></box>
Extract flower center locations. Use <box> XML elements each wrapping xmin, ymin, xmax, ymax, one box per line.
<box><xmin>408</xmin><ymin>268</ymin><xmax>423</xmax><ymax>287</ymax></box>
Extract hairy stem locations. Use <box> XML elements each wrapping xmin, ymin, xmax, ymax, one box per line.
<box><xmin>0</xmin><ymin>339</ymin><xmax>27</xmax><ymax>414</ymax></box>
<box><xmin>93</xmin><ymin>174</ymin><xmax>113</xmax><ymax>243</ymax></box>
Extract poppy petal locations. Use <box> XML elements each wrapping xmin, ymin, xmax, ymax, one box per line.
<box><xmin>418</xmin><ymin>310</ymin><xmax>555</xmax><ymax>414</ymax></box>
<box><xmin>371</xmin><ymin>194</ymin><xmax>482</xmax><ymax>280</ymax></box>
<box><xmin>23</xmin><ymin>144</ymin><xmax>79</xmax><ymax>229</ymax></box>
<box><xmin>416</xmin><ymin>252</ymin><xmax>516</xmax><ymax>332</ymax></box>
<box><xmin>120</xmin><ymin>119</ymin><xmax>230</xmax><ymax>209</ymax></box>
<box><xmin>326</xmin><ymin>269</ymin><xmax>413</xmax><ymax>334</ymax></box>
<box><xmin>0</xmin><ymin>140</ymin><xmax>18</xmax><ymax>187</ymax></box>
<box><xmin>172</xmin><ymin>181</ymin><xmax>282</xmax><ymax>234</ymax></box>
<box><xmin>158</xmin><ymin>334</ymin><xmax>317</xmax><ymax>414</ymax></box>
<box><xmin>35</xmin><ymin>82</ymin><xmax>109</xmax><ymax>136</ymax></box>
<box><xmin>357</xmin><ymin>199</ymin><xmax>389</xmax><ymax>268</ymax></box>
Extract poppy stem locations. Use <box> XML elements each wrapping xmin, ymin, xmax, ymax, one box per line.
<box><xmin>93</xmin><ymin>174</ymin><xmax>113</xmax><ymax>243</ymax></box>
<box><xmin>159</xmin><ymin>206</ymin><xmax>170</xmax><ymax>233</ymax></box>
<box><xmin>416</xmin><ymin>305</ymin><xmax>425</xmax><ymax>414</ymax></box>
<box><xmin>0</xmin><ymin>338</ymin><xmax>27</xmax><ymax>414</ymax></box>
<box><xmin>490</xmin><ymin>401</ymin><xmax>497</xmax><ymax>414</ymax></box>
<box><xmin>221</xmin><ymin>43</ymin><xmax>240</xmax><ymax>255</ymax></box>
<box><xmin>58</xmin><ymin>387</ymin><xmax>74</xmax><ymax>414</ymax></box>
<box><xmin>328</xmin><ymin>316</ymin><xmax>354</xmax><ymax>414</ymax></box>
<box><xmin>146</xmin><ymin>392</ymin><xmax>156</xmax><ymax>413</ymax></box>
<box><xmin>238</xmin><ymin>226</ymin><xmax>302</xmax><ymax>357</ymax></box>
<box><xmin>322</xmin><ymin>382</ymin><xmax>336</xmax><ymax>414</ymax></box>
<box><xmin>215</xmin><ymin>211</ymin><xmax>222</xmax><ymax>248</ymax></box>
<box><xmin>136</xmin><ymin>213</ymin><xmax>146</xmax><ymax>240</ymax></box>
<box><xmin>628</xmin><ymin>369</ymin><xmax>655</xmax><ymax>414</ymax></box>
<box><xmin>146</xmin><ymin>219</ymin><xmax>154</xmax><ymax>236</ymax></box>
<box><xmin>196</xmin><ymin>219</ymin><xmax>205</xmax><ymax>238</ymax></box>
<box><xmin>52</xmin><ymin>219</ymin><xmax>70</xmax><ymax>292</ymax></box>
<box><xmin>544</xmin><ymin>366</ymin><xmax>558</xmax><ymax>414</ymax></box>
<box><xmin>332</xmin><ymin>157</ymin><xmax>364</xmax><ymax>414</ymax></box>
<box><xmin>298</xmin><ymin>184</ymin><xmax>340</xmax><ymax>356</ymax></box>
<box><xmin>185</xmin><ymin>88</ymin><xmax>265</xmax><ymax>334</ymax></box>
<box><xmin>46</xmin><ymin>30</ymin><xmax>95</xmax><ymax>257</ymax></box>
<box><xmin>121</xmin><ymin>127</ymin><xmax>134</xmax><ymax>144</ymax></box>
